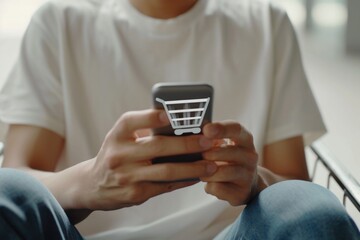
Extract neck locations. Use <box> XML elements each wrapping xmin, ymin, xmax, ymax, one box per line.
<box><xmin>129</xmin><ymin>0</ymin><xmax>199</xmax><ymax>19</ymax></box>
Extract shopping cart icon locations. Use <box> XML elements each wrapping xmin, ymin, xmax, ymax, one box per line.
<box><xmin>156</xmin><ymin>97</ymin><xmax>211</xmax><ymax>136</ymax></box>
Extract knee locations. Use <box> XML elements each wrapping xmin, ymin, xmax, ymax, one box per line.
<box><xmin>254</xmin><ymin>180</ymin><xmax>344</xmax><ymax>216</ymax></box>
<box><xmin>0</xmin><ymin>168</ymin><xmax>52</xmax><ymax>203</ymax></box>
<box><xmin>0</xmin><ymin>168</ymin><xmax>60</xmax><ymax>238</ymax></box>
<box><xmin>0</xmin><ymin>169</ymin><xmax>81</xmax><ymax>240</ymax></box>
<box><xmin>241</xmin><ymin>180</ymin><xmax>359</xmax><ymax>239</ymax></box>
<box><xmin>0</xmin><ymin>168</ymin><xmax>59</xmax><ymax>223</ymax></box>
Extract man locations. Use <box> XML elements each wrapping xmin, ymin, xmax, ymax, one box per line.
<box><xmin>0</xmin><ymin>0</ymin><xmax>359</xmax><ymax>239</ymax></box>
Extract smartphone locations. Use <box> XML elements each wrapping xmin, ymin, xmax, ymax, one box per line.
<box><xmin>152</xmin><ymin>82</ymin><xmax>213</xmax><ymax>164</ymax></box>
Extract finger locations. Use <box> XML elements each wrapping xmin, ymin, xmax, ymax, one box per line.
<box><xmin>202</xmin><ymin>147</ymin><xmax>258</xmax><ymax>167</ymax></box>
<box><xmin>129</xmin><ymin>161</ymin><xmax>218</xmax><ymax>182</ymax></box>
<box><xmin>212</xmin><ymin>138</ymin><xmax>236</xmax><ymax>148</ymax></box>
<box><xmin>204</xmin><ymin>182</ymin><xmax>250</xmax><ymax>206</ymax></box>
<box><xmin>135</xmin><ymin>129</ymin><xmax>152</xmax><ymax>138</ymax></box>
<box><xmin>112</xmin><ymin>109</ymin><xmax>169</xmax><ymax>139</ymax></box>
<box><xmin>203</xmin><ymin>121</ymin><xmax>254</xmax><ymax>149</ymax></box>
<box><xmin>126</xmin><ymin>181</ymin><xmax>199</xmax><ymax>205</ymax></box>
<box><xmin>107</xmin><ymin>181</ymin><xmax>198</xmax><ymax>209</ymax></box>
<box><xmin>131</xmin><ymin>134</ymin><xmax>213</xmax><ymax>160</ymax></box>
<box><xmin>105</xmin><ymin>161</ymin><xmax>152</xmax><ymax>186</ymax></box>
<box><xmin>149</xmin><ymin>181</ymin><xmax>198</xmax><ymax>195</ymax></box>
<box><xmin>200</xmin><ymin>164</ymin><xmax>250</xmax><ymax>182</ymax></box>
<box><xmin>105</xmin><ymin>134</ymin><xmax>213</xmax><ymax>167</ymax></box>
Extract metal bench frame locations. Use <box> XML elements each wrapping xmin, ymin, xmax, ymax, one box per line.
<box><xmin>308</xmin><ymin>142</ymin><xmax>360</xmax><ymax>213</ymax></box>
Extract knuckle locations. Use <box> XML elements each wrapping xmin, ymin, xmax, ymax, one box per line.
<box><xmin>126</xmin><ymin>185</ymin><xmax>144</xmax><ymax>203</ymax></box>
<box><xmin>253</xmin><ymin>152</ymin><xmax>259</xmax><ymax>162</ymax></box>
<box><xmin>103</xmin><ymin>130</ymin><xmax>120</xmax><ymax>148</ymax></box>
<box><xmin>229</xmin><ymin>198</ymin><xmax>243</xmax><ymax>206</ymax></box>
<box><xmin>202</xmin><ymin>151</ymin><xmax>214</xmax><ymax>160</ymax></box>
<box><xmin>117</xmin><ymin>111</ymin><xmax>134</xmax><ymax>131</ymax></box>
<box><xmin>120</xmin><ymin>111</ymin><xmax>133</xmax><ymax>121</ymax></box>
<box><xmin>107</xmin><ymin>112</ymin><xmax>135</xmax><ymax>140</ymax></box>
<box><xmin>234</xmin><ymin>123</ymin><xmax>242</xmax><ymax>135</ymax></box>
<box><xmin>115</xmin><ymin>173</ymin><xmax>132</xmax><ymax>186</ymax></box>
<box><xmin>106</xmin><ymin>149</ymin><xmax>126</xmax><ymax>169</ymax></box>
<box><xmin>204</xmin><ymin>183</ymin><xmax>212</xmax><ymax>194</ymax></box>
<box><xmin>249</xmin><ymin>151</ymin><xmax>259</xmax><ymax>166</ymax></box>
<box><xmin>247</xmin><ymin>132</ymin><xmax>254</xmax><ymax>143</ymax></box>
<box><xmin>105</xmin><ymin>150</ymin><xmax>119</xmax><ymax>169</ymax></box>
<box><xmin>104</xmin><ymin>130</ymin><xmax>115</xmax><ymax>143</ymax></box>
<box><xmin>205</xmin><ymin>182</ymin><xmax>219</xmax><ymax>194</ymax></box>
<box><xmin>117</xmin><ymin>119</ymin><xmax>129</xmax><ymax>133</ymax></box>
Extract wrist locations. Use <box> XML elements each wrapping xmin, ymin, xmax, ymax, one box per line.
<box><xmin>247</xmin><ymin>174</ymin><xmax>268</xmax><ymax>203</ymax></box>
<box><xmin>46</xmin><ymin>159</ymin><xmax>93</xmax><ymax>210</ymax></box>
<box><xmin>255</xmin><ymin>173</ymin><xmax>268</xmax><ymax>193</ymax></box>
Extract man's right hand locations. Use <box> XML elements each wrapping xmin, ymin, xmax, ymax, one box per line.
<box><xmin>66</xmin><ymin>109</ymin><xmax>217</xmax><ymax>211</ymax></box>
<box><xmin>2</xmin><ymin>109</ymin><xmax>217</xmax><ymax>222</ymax></box>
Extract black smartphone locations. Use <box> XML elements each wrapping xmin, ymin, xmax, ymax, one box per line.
<box><xmin>152</xmin><ymin>82</ymin><xmax>213</xmax><ymax>164</ymax></box>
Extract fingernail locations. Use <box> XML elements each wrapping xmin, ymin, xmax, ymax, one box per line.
<box><xmin>199</xmin><ymin>137</ymin><xmax>212</xmax><ymax>149</ymax></box>
<box><xmin>207</xmin><ymin>163</ymin><xmax>217</xmax><ymax>174</ymax></box>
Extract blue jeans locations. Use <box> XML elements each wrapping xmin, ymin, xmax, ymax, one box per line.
<box><xmin>0</xmin><ymin>168</ymin><xmax>83</xmax><ymax>240</ymax></box>
<box><xmin>0</xmin><ymin>169</ymin><xmax>359</xmax><ymax>240</ymax></box>
<box><xmin>214</xmin><ymin>180</ymin><xmax>360</xmax><ymax>240</ymax></box>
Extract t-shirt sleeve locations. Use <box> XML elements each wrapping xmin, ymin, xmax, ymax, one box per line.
<box><xmin>0</xmin><ymin>4</ymin><xmax>65</xmax><ymax>136</ymax></box>
<box><xmin>265</xmin><ymin>9</ymin><xmax>326</xmax><ymax>146</ymax></box>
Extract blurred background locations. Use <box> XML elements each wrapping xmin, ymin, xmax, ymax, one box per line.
<box><xmin>0</xmin><ymin>0</ymin><xmax>359</xmax><ymax>227</ymax></box>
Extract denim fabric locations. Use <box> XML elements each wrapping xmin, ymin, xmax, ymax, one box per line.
<box><xmin>1</xmin><ymin>169</ymin><xmax>359</xmax><ymax>240</ymax></box>
<box><xmin>0</xmin><ymin>168</ymin><xmax>83</xmax><ymax>240</ymax></box>
<box><xmin>215</xmin><ymin>180</ymin><xmax>360</xmax><ymax>240</ymax></box>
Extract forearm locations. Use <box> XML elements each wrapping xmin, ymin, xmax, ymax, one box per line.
<box><xmin>256</xmin><ymin>165</ymin><xmax>310</xmax><ymax>192</ymax></box>
<box><xmin>257</xmin><ymin>136</ymin><xmax>311</xmax><ymax>193</ymax></box>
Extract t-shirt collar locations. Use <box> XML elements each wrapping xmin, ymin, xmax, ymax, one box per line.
<box><xmin>120</xmin><ymin>0</ymin><xmax>207</xmax><ymax>36</ymax></box>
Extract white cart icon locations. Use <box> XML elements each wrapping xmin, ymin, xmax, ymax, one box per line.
<box><xmin>156</xmin><ymin>97</ymin><xmax>210</xmax><ymax>136</ymax></box>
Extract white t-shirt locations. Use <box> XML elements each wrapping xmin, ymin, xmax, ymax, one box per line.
<box><xmin>0</xmin><ymin>0</ymin><xmax>326</xmax><ymax>239</ymax></box>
